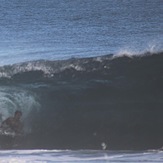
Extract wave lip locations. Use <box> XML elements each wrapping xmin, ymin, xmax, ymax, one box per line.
<box><xmin>0</xmin><ymin>51</ymin><xmax>162</xmax><ymax>81</ymax></box>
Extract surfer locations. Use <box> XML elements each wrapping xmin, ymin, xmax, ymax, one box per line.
<box><xmin>1</xmin><ymin>110</ymin><xmax>23</xmax><ymax>134</ymax></box>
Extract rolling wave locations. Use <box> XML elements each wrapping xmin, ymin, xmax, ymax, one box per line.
<box><xmin>0</xmin><ymin>51</ymin><xmax>163</xmax><ymax>150</ymax></box>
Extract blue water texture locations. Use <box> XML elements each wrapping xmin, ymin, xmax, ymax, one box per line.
<box><xmin>0</xmin><ymin>0</ymin><xmax>162</xmax><ymax>65</ymax></box>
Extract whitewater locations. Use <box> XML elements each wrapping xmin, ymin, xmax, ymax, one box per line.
<box><xmin>0</xmin><ymin>149</ymin><xmax>163</xmax><ymax>162</ymax></box>
<box><xmin>0</xmin><ymin>0</ymin><xmax>163</xmax><ymax>162</ymax></box>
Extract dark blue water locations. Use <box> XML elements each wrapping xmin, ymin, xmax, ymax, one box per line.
<box><xmin>0</xmin><ymin>52</ymin><xmax>163</xmax><ymax>151</ymax></box>
<box><xmin>0</xmin><ymin>2</ymin><xmax>163</xmax><ymax>162</ymax></box>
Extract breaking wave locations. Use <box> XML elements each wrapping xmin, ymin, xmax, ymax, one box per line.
<box><xmin>0</xmin><ymin>51</ymin><xmax>163</xmax><ymax>150</ymax></box>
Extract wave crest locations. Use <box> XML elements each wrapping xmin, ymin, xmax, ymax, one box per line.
<box><xmin>0</xmin><ymin>51</ymin><xmax>162</xmax><ymax>82</ymax></box>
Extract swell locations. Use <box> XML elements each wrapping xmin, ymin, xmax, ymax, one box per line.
<box><xmin>0</xmin><ymin>51</ymin><xmax>163</xmax><ymax>150</ymax></box>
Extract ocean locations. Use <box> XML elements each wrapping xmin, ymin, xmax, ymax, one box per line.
<box><xmin>0</xmin><ymin>149</ymin><xmax>163</xmax><ymax>162</ymax></box>
<box><xmin>0</xmin><ymin>0</ymin><xmax>163</xmax><ymax>162</ymax></box>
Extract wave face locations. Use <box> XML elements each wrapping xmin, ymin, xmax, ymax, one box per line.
<box><xmin>0</xmin><ymin>52</ymin><xmax>163</xmax><ymax>150</ymax></box>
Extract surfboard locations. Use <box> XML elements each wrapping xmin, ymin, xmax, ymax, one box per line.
<box><xmin>0</xmin><ymin>128</ymin><xmax>16</xmax><ymax>137</ymax></box>
<box><xmin>0</xmin><ymin>127</ymin><xmax>23</xmax><ymax>149</ymax></box>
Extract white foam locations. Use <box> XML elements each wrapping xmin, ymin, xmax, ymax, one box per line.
<box><xmin>0</xmin><ymin>149</ymin><xmax>162</xmax><ymax>162</ymax></box>
<box><xmin>114</xmin><ymin>42</ymin><xmax>163</xmax><ymax>59</ymax></box>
